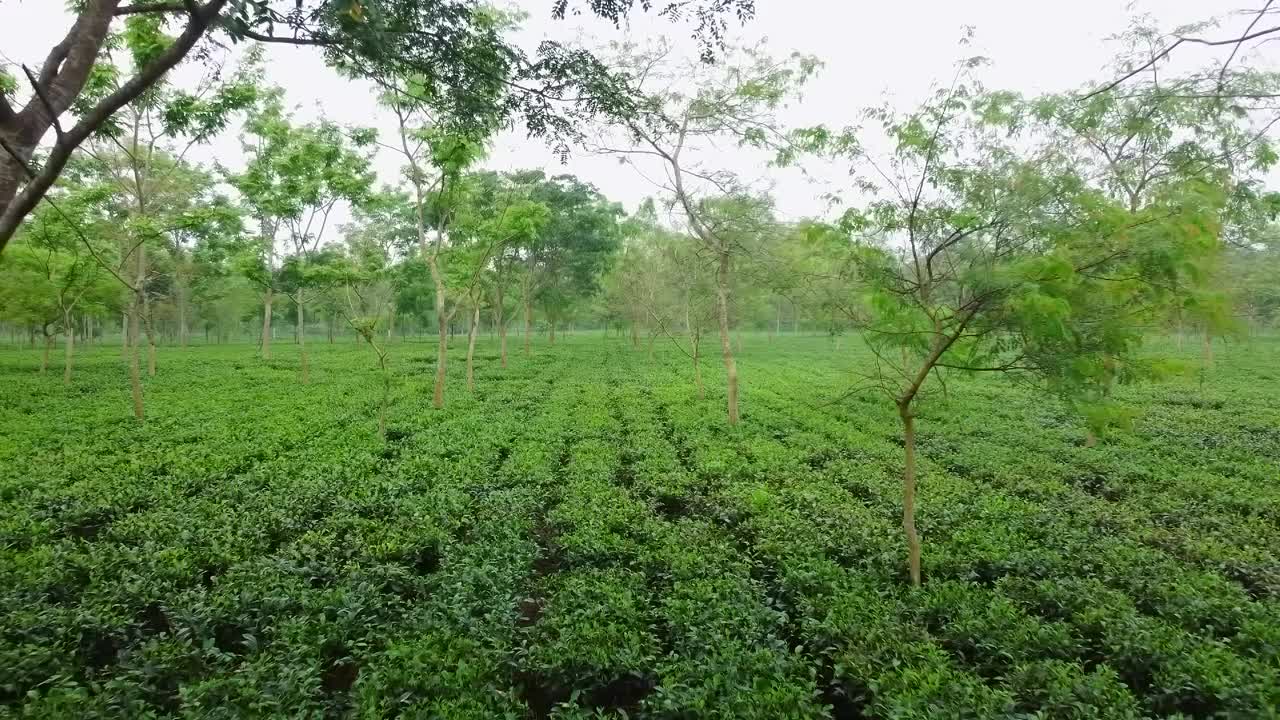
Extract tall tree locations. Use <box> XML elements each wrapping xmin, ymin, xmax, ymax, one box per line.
<box><xmin>0</xmin><ymin>183</ymin><xmax>114</xmax><ymax>383</ymax></box>
<box><xmin>805</xmin><ymin>65</ymin><xmax>1228</xmax><ymax>586</ymax></box>
<box><xmin>597</xmin><ymin>39</ymin><xmax>818</xmax><ymax>425</ymax></box>
<box><xmin>513</xmin><ymin>171</ymin><xmax>622</xmax><ymax>350</ymax></box>
<box><xmin>0</xmin><ymin>0</ymin><xmax>754</xmax><ymax>252</ymax></box>
<box><xmin>230</xmin><ymin>94</ymin><xmax>375</xmax><ymax>382</ymax></box>
<box><xmin>380</xmin><ymin>75</ymin><xmax>488</xmax><ymax>408</ymax></box>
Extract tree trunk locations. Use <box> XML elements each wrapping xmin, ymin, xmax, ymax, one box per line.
<box><xmin>142</xmin><ymin>286</ymin><xmax>157</xmax><ymax>378</ymax></box>
<box><xmin>176</xmin><ymin>273</ymin><xmax>188</xmax><ymax>348</ymax></box>
<box><xmin>1202</xmin><ymin>325</ymin><xmax>1213</xmax><ymax>369</ymax></box>
<box><xmin>899</xmin><ymin>403</ymin><xmax>921</xmax><ymax>587</ymax></box>
<box><xmin>0</xmin><ymin>0</ymin><xmax>122</xmax><ymax>251</ymax></box>
<box><xmin>548</xmin><ymin>316</ymin><xmax>555</xmax><ymax>345</ymax></box>
<box><xmin>630</xmin><ymin>321</ymin><xmax>639</xmax><ymax>349</ymax></box>
<box><xmin>297</xmin><ymin>289</ymin><xmax>309</xmax><ymax>384</ymax></box>
<box><xmin>466</xmin><ymin>304</ymin><xmax>479</xmax><ymax>392</ymax></box>
<box><xmin>647</xmin><ymin>330</ymin><xmax>656</xmax><ymax>362</ymax></box>
<box><xmin>715</xmin><ymin>250</ymin><xmax>739</xmax><ymax>426</ymax></box>
<box><xmin>771</xmin><ymin>304</ymin><xmax>779</xmax><ymax>342</ymax></box>
<box><xmin>386</xmin><ymin>306</ymin><xmax>396</xmax><ymax>341</ymax></box>
<box><xmin>693</xmin><ymin>333</ymin><xmax>704</xmax><ymax>400</ymax></box>
<box><xmin>40</xmin><ymin>333</ymin><xmax>51</xmax><ymax>374</ymax></box>
<box><xmin>129</xmin><ymin>290</ymin><xmax>144</xmax><ymax>422</ymax></box>
<box><xmin>792</xmin><ymin>301</ymin><xmax>799</xmax><ymax>335</ymax></box>
<box><xmin>496</xmin><ymin>284</ymin><xmax>507</xmax><ymax>368</ymax></box>
<box><xmin>523</xmin><ymin>294</ymin><xmax>533</xmax><ymax>356</ymax></box>
<box><xmin>261</xmin><ymin>286</ymin><xmax>273</xmax><ymax>360</ymax></box>
<box><xmin>121</xmin><ymin>309</ymin><xmax>128</xmax><ymax>360</ymax></box>
<box><xmin>378</xmin><ymin>353</ymin><xmax>389</xmax><ymax>438</ymax></box>
<box><xmin>63</xmin><ymin>312</ymin><xmax>75</xmax><ymax>386</ymax></box>
<box><xmin>430</xmin><ymin>254</ymin><xmax>447</xmax><ymax>408</ymax></box>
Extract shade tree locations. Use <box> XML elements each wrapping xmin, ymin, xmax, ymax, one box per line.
<box><xmin>802</xmin><ymin>61</ymin><xmax>1229</xmax><ymax>585</ymax></box>
<box><xmin>0</xmin><ymin>0</ymin><xmax>755</xmax><ymax>252</ymax></box>
<box><xmin>595</xmin><ymin>39</ymin><xmax>818</xmax><ymax>425</ymax></box>
<box><xmin>229</xmin><ymin>92</ymin><xmax>375</xmax><ymax>383</ymax></box>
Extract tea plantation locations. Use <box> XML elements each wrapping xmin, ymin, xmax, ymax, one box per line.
<box><xmin>1</xmin><ymin>335</ymin><xmax>1278</xmax><ymax>719</ymax></box>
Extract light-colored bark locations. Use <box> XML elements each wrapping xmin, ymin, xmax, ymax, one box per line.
<box><xmin>466</xmin><ymin>304</ymin><xmax>480</xmax><ymax>392</ymax></box>
<box><xmin>693</xmin><ymin>333</ymin><xmax>704</xmax><ymax>400</ymax></box>
<box><xmin>297</xmin><ymin>289</ymin><xmax>309</xmax><ymax>384</ymax></box>
<box><xmin>496</xmin><ymin>283</ymin><xmax>508</xmax><ymax>368</ymax></box>
<box><xmin>899</xmin><ymin>403</ymin><xmax>921</xmax><ymax>587</ymax></box>
<box><xmin>142</xmin><ymin>281</ymin><xmax>156</xmax><ymax>378</ymax></box>
<box><xmin>128</xmin><ymin>293</ymin><xmax>144</xmax><ymax>421</ymax></box>
<box><xmin>523</xmin><ymin>291</ymin><xmax>533</xmax><ymax>356</ymax></box>
<box><xmin>430</xmin><ymin>254</ymin><xmax>447</xmax><ymax>408</ymax></box>
<box><xmin>261</xmin><ymin>286</ymin><xmax>273</xmax><ymax>360</ymax></box>
<box><xmin>175</xmin><ymin>269</ymin><xmax>188</xmax><ymax>348</ymax></box>
<box><xmin>715</xmin><ymin>251</ymin><xmax>739</xmax><ymax>425</ymax></box>
<box><xmin>63</xmin><ymin>312</ymin><xmax>74</xmax><ymax>385</ymax></box>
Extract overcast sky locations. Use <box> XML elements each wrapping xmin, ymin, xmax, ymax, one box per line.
<box><xmin>0</xmin><ymin>0</ymin><xmax>1265</xmax><ymax>233</ymax></box>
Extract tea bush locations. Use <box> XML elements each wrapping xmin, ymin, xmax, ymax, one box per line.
<box><xmin>1</xmin><ymin>334</ymin><xmax>1277</xmax><ymax>718</ymax></box>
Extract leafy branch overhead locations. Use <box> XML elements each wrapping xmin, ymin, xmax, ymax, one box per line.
<box><xmin>0</xmin><ymin>0</ymin><xmax>756</xmax><ymax>252</ymax></box>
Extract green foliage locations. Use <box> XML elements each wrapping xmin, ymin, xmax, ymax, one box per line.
<box><xmin>1</xmin><ymin>336</ymin><xmax>1279</xmax><ymax>717</ymax></box>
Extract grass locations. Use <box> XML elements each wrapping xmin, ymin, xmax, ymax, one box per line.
<box><xmin>1</xmin><ymin>332</ymin><xmax>1278</xmax><ymax>718</ymax></box>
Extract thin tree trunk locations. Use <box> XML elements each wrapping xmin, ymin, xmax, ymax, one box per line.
<box><xmin>715</xmin><ymin>250</ymin><xmax>739</xmax><ymax>425</ymax></box>
<box><xmin>378</xmin><ymin>352</ymin><xmax>389</xmax><ymax>438</ymax></box>
<box><xmin>143</xmin><ymin>286</ymin><xmax>157</xmax><ymax>378</ymax></box>
<box><xmin>261</xmin><ymin>286</ymin><xmax>273</xmax><ymax>360</ymax></box>
<box><xmin>297</xmin><ymin>289</ymin><xmax>309</xmax><ymax>384</ymax></box>
<box><xmin>693</xmin><ymin>333</ymin><xmax>704</xmax><ymax>400</ymax></box>
<box><xmin>496</xmin><ymin>284</ymin><xmax>507</xmax><ymax>368</ymax></box>
<box><xmin>1202</xmin><ymin>325</ymin><xmax>1213</xmax><ymax>369</ymax></box>
<box><xmin>40</xmin><ymin>333</ymin><xmax>51</xmax><ymax>374</ymax></box>
<box><xmin>430</xmin><ymin>254</ymin><xmax>447</xmax><ymax>408</ymax></box>
<box><xmin>129</xmin><ymin>291</ymin><xmax>144</xmax><ymax>422</ymax></box>
<box><xmin>176</xmin><ymin>273</ymin><xmax>188</xmax><ymax>348</ymax></box>
<box><xmin>899</xmin><ymin>403</ymin><xmax>921</xmax><ymax>587</ymax></box>
<box><xmin>63</xmin><ymin>312</ymin><xmax>75</xmax><ymax>385</ymax></box>
<box><xmin>523</xmin><ymin>294</ymin><xmax>532</xmax><ymax>356</ymax></box>
<box><xmin>548</xmin><ymin>316</ymin><xmax>555</xmax><ymax>345</ymax></box>
<box><xmin>466</xmin><ymin>304</ymin><xmax>479</xmax><ymax>392</ymax></box>
<box><xmin>121</xmin><ymin>309</ymin><xmax>128</xmax><ymax>360</ymax></box>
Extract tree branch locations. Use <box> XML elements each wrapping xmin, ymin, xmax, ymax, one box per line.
<box><xmin>0</xmin><ymin>0</ymin><xmax>229</xmax><ymax>253</ymax></box>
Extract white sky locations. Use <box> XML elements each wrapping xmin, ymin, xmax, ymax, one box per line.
<box><xmin>0</xmin><ymin>0</ymin><xmax>1266</xmax><ymax>234</ymax></box>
